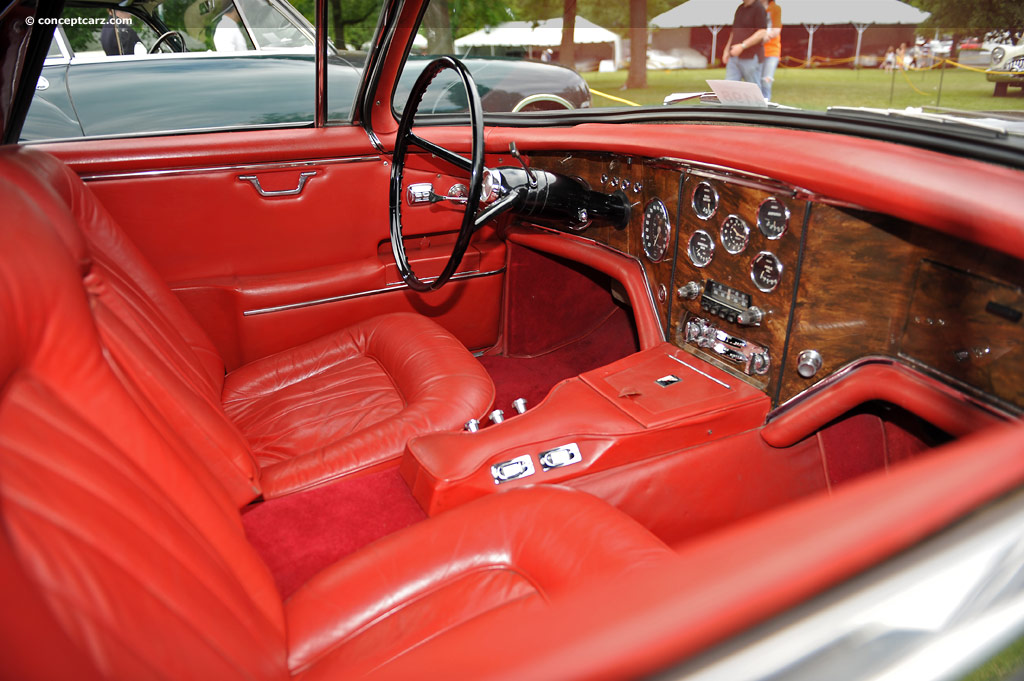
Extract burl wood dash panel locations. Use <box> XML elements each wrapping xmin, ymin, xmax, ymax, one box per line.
<box><xmin>783</xmin><ymin>205</ymin><xmax>1024</xmax><ymax>409</ymax></box>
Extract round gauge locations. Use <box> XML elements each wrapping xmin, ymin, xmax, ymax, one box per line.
<box><xmin>750</xmin><ymin>251</ymin><xmax>784</xmax><ymax>292</ymax></box>
<box><xmin>692</xmin><ymin>182</ymin><xmax>719</xmax><ymax>221</ymax></box>
<box><xmin>642</xmin><ymin>198</ymin><xmax>672</xmax><ymax>262</ymax></box>
<box><xmin>757</xmin><ymin>197</ymin><xmax>790</xmax><ymax>240</ymax></box>
<box><xmin>687</xmin><ymin>230</ymin><xmax>715</xmax><ymax>268</ymax></box>
<box><xmin>719</xmin><ymin>215</ymin><xmax>750</xmax><ymax>255</ymax></box>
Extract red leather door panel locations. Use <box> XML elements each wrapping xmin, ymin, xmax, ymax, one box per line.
<box><xmin>45</xmin><ymin>128</ymin><xmax>504</xmax><ymax>368</ymax></box>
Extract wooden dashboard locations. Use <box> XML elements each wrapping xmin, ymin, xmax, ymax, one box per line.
<box><xmin>524</xmin><ymin>152</ymin><xmax>1024</xmax><ymax>413</ymax></box>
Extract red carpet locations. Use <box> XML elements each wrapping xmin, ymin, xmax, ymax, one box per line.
<box><xmin>242</xmin><ymin>467</ymin><xmax>426</xmax><ymax>598</ymax></box>
<box><xmin>481</xmin><ymin>244</ymin><xmax>640</xmax><ymax>409</ymax></box>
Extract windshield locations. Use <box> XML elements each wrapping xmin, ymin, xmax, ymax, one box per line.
<box><xmin>399</xmin><ymin>0</ymin><xmax>1024</xmax><ymax>137</ymax></box>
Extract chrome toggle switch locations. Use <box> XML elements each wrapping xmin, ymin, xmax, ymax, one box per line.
<box><xmin>491</xmin><ymin>454</ymin><xmax>536</xmax><ymax>484</ymax></box>
<box><xmin>512</xmin><ymin>398</ymin><xmax>527</xmax><ymax>415</ymax></box>
<box><xmin>538</xmin><ymin>443</ymin><xmax>582</xmax><ymax>471</ymax></box>
<box><xmin>489</xmin><ymin>409</ymin><xmax>505</xmax><ymax>425</ymax></box>
<box><xmin>464</xmin><ymin>419</ymin><xmax>480</xmax><ymax>433</ymax></box>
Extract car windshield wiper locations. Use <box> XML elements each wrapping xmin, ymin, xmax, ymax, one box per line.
<box><xmin>826</xmin><ymin>106</ymin><xmax>1024</xmax><ymax>141</ymax></box>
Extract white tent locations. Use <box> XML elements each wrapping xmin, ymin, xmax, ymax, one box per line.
<box><xmin>454</xmin><ymin>16</ymin><xmax>624</xmax><ymax>67</ymax></box>
<box><xmin>651</xmin><ymin>0</ymin><xmax>929</xmax><ymax>66</ymax></box>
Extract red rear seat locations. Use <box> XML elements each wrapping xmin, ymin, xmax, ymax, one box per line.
<box><xmin>0</xmin><ymin>157</ymin><xmax>673</xmax><ymax>678</ymax></box>
<box><xmin>0</xmin><ymin>147</ymin><xmax>495</xmax><ymax>500</ymax></box>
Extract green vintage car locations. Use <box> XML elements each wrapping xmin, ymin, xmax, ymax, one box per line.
<box><xmin>24</xmin><ymin>0</ymin><xmax>590</xmax><ymax>141</ymax></box>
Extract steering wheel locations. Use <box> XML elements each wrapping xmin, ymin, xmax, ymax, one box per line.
<box><xmin>389</xmin><ymin>56</ymin><xmax>485</xmax><ymax>292</ymax></box>
<box><xmin>149</xmin><ymin>31</ymin><xmax>185</xmax><ymax>54</ymax></box>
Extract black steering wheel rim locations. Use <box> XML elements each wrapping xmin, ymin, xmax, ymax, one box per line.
<box><xmin>389</xmin><ymin>56</ymin><xmax>485</xmax><ymax>292</ymax></box>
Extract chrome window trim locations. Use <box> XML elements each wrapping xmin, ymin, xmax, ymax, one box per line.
<box><xmin>241</xmin><ymin>267</ymin><xmax>505</xmax><ymax>316</ymax></box>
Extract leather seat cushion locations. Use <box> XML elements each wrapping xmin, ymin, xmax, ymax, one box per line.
<box><xmin>223</xmin><ymin>312</ymin><xmax>495</xmax><ymax>497</ymax></box>
<box><xmin>284</xmin><ymin>485</ymin><xmax>674</xmax><ymax>677</ymax></box>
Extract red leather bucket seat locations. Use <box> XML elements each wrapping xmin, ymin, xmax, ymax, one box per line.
<box><xmin>0</xmin><ymin>160</ymin><xmax>674</xmax><ymax>679</ymax></box>
<box><xmin>0</xmin><ymin>148</ymin><xmax>495</xmax><ymax>501</ymax></box>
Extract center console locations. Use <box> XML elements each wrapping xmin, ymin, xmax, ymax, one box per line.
<box><xmin>401</xmin><ymin>343</ymin><xmax>768</xmax><ymax>515</ymax></box>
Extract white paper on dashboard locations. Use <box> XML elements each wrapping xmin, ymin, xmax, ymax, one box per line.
<box><xmin>706</xmin><ymin>80</ymin><xmax>767</xmax><ymax>107</ymax></box>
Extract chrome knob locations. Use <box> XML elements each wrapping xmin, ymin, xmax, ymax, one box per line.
<box><xmin>489</xmin><ymin>409</ymin><xmax>505</xmax><ymax>425</ymax></box>
<box><xmin>512</xmin><ymin>398</ymin><xmax>527</xmax><ymax>415</ymax></box>
<box><xmin>677</xmin><ymin>281</ymin><xmax>701</xmax><ymax>300</ymax></box>
<box><xmin>750</xmin><ymin>351</ymin><xmax>771</xmax><ymax>376</ymax></box>
<box><xmin>464</xmin><ymin>419</ymin><xmax>480</xmax><ymax>432</ymax></box>
<box><xmin>737</xmin><ymin>306</ymin><xmax>764</xmax><ymax>327</ymax></box>
<box><xmin>797</xmin><ymin>349</ymin><xmax>823</xmax><ymax>379</ymax></box>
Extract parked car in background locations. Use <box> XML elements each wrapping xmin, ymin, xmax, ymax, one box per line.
<box><xmin>23</xmin><ymin>0</ymin><xmax>589</xmax><ymax>141</ymax></box>
<box><xmin>988</xmin><ymin>39</ymin><xmax>1024</xmax><ymax>97</ymax></box>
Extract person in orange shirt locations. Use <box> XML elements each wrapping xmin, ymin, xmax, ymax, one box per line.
<box><xmin>760</xmin><ymin>0</ymin><xmax>782</xmax><ymax>100</ymax></box>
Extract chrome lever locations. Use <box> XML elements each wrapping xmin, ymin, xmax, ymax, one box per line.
<box><xmin>238</xmin><ymin>171</ymin><xmax>316</xmax><ymax>197</ymax></box>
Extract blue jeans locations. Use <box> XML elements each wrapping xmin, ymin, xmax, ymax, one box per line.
<box><xmin>761</xmin><ymin>56</ymin><xmax>779</xmax><ymax>100</ymax></box>
<box><xmin>725</xmin><ymin>57</ymin><xmax>762</xmax><ymax>89</ymax></box>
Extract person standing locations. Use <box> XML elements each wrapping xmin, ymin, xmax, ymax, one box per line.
<box><xmin>760</xmin><ymin>0</ymin><xmax>782</xmax><ymax>100</ymax></box>
<box><xmin>722</xmin><ymin>0</ymin><xmax>768</xmax><ymax>88</ymax></box>
<box><xmin>101</xmin><ymin>9</ymin><xmax>144</xmax><ymax>56</ymax></box>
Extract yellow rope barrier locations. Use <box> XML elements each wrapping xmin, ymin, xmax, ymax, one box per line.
<box><xmin>589</xmin><ymin>88</ymin><xmax>641</xmax><ymax>107</ymax></box>
<box><xmin>898</xmin><ymin>66</ymin><xmax>931</xmax><ymax>96</ymax></box>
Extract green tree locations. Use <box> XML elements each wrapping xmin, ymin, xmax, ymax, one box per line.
<box><xmin>910</xmin><ymin>0</ymin><xmax>1024</xmax><ymax>43</ymax></box>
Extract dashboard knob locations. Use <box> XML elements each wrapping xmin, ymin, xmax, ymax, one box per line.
<box><xmin>750</xmin><ymin>351</ymin><xmax>771</xmax><ymax>375</ymax></box>
<box><xmin>677</xmin><ymin>281</ymin><xmax>701</xmax><ymax>300</ymax></box>
<box><xmin>512</xmin><ymin>398</ymin><xmax>527</xmax><ymax>415</ymax></box>
<box><xmin>464</xmin><ymin>419</ymin><xmax>480</xmax><ymax>432</ymax></box>
<box><xmin>797</xmin><ymin>349</ymin><xmax>823</xmax><ymax>378</ymax></box>
<box><xmin>489</xmin><ymin>409</ymin><xmax>505</xmax><ymax>425</ymax></box>
<box><xmin>737</xmin><ymin>306</ymin><xmax>763</xmax><ymax>326</ymax></box>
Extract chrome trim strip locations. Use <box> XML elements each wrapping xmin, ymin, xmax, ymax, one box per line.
<box><xmin>668</xmin><ymin>354</ymin><xmax>732</xmax><ymax>389</ymax></box>
<box><xmin>769</xmin><ymin>355</ymin><xmax>1020</xmax><ymax>422</ymax></box>
<box><xmin>241</xmin><ymin>267</ymin><xmax>505</xmax><ymax>316</ymax></box>
<box><xmin>81</xmin><ymin>155</ymin><xmax>380</xmax><ymax>181</ymax></box>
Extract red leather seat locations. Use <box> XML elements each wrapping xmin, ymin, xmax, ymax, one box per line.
<box><xmin>0</xmin><ymin>148</ymin><xmax>494</xmax><ymax>500</ymax></box>
<box><xmin>0</xmin><ymin>173</ymin><xmax>673</xmax><ymax>678</ymax></box>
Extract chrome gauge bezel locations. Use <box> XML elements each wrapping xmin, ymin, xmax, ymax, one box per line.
<box><xmin>691</xmin><ymin>181</ymin><xmax>719</xmax><ymax>221</ymax></box>
<box><xmin>750</xmin><ymin>251</ymin><xmax>784</xmax><ymax>292</ymax></box>
<box><xmin>641</xmin><ymin>198</ymin><xmax>672</xmax><ymax>263</ymax></box>
<box><xmin>719</xmin><ymin>214</ymin><xmax>750</xmax><ymax>255</ymax></box>
<box><xmin>687</xmin><ymin>229</ymin><xmax>716</xmax><ymax>268</ymax></box>
<box><xmin>757</xmin><ymin>197</ymin><xmax>791</xmax><ymax>240</ymax></box>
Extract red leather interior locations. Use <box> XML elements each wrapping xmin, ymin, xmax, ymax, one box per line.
<box><xmin>224</xmin><ymin>312</ymin><xmax>496</xmax><ymax>497</ymax></box>
<box><xmin>0</xmin><ymin>154</ymin><xmax>673</xmax><ymax>679</ymax></box>
<box><xmin>79</xmin><ymin>151</ymin><xmax>505</xmax><ymax>369</ymax></box>
<box><xmin>760</xmin><ymin>362</ymin><xmax>1005</xmax><ymax>447</ymax></box>
<box><xmin>0</xmin><ymin>147</ymin><xmax>495</xmax><ymax>499</ymax></box>
<box><xmin>403</xmin><ymin>344</ymin><xmax>769</xmax><ymax>515</ymax></box>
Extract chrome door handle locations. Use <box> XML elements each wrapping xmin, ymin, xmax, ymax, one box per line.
<box><xmin>238</xmin><ymin>170</ymin><xmax>316</xmax><ymax>197</ymax></box>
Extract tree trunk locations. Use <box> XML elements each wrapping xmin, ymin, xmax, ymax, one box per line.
<box><xmin>625</xmin><ymin>0</ymin><xmax>647</xmax><ymax>88</ymax></box>
<box><xmin>559</xmin><ymin>0</ymin><xmax>577</xmax><ymax>69</ymax></box>
<box><xmin>423</xmin><ymin>0</ymin><xmax>453</xmax><ymax>54</ymax></box>
<box><xmin>329</xmin><ymin>0</ymin><xmax>344</xmax><ymax>47</ymax></box>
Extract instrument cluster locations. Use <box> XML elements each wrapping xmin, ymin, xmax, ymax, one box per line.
<box><xmin>683</xmin><ymin>180</ymin><xmax>790</xmax><ymax>294</ymax></box>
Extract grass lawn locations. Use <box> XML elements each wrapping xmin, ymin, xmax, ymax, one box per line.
<box><xmin>584</xmin><ymin>66</ymin><xmax>1024</xmax><ymax>112</ymax></box>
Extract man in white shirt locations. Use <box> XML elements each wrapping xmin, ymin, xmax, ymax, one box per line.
<box><xmin>214</xmin><ymin>5</ymin><xmax>249</xmax><ymax>52</ymax></box>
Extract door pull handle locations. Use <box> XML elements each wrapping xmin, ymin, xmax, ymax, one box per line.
<box><xmin>238</xmin><ymin>171</ymin><xmax>316</xmax><ymax>197</ymax></box>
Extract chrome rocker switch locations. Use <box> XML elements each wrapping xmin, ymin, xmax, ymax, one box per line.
<box><xmin>491</xmin><ymin>455</ymin><xmax>536</xmax><ymax>484</ymax></box>
<box><xmin>538</xmin><ymin>443</ymin><xmax>582</xmax><ymax>472</ymax></box>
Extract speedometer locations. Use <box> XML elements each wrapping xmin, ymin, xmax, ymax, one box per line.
<box><xmin>642</xmin><ymin>198</ymin><xmax>672</xmax><ymax>262</ymax></box>
<box><xmin>720</xmin><ymin>215</ymin><xmax>750</xmax><ymax>255</ymax></box>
